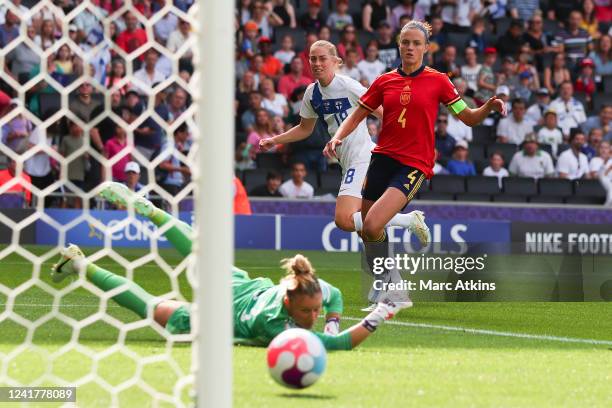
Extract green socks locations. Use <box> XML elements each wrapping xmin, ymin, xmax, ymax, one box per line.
<box><xmin>150</xmin><ymin>209</ymin><xmax>193</xmax><ymax>258</ymax></box>
<box><xmin>86</xmin><ymin>264</ymin><xmax>156</xmax><ymax>319</ymax></box>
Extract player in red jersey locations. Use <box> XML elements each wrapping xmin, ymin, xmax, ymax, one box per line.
<box><xmin>323</xmin><ymin>21</ymin><xmax>506</xmax><ymax>304</ymax></box>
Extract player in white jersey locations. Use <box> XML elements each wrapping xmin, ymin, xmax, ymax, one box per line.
<box><xmin>261</xmin><ymin>40</ymin><xmax>429</xmax><ymax>244</ymax></box>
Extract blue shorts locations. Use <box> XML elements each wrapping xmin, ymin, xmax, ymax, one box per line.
<box><xmin>362</xmin><ymin>153</ymin><xmax>426</xmax><ymax>203</ymax></box>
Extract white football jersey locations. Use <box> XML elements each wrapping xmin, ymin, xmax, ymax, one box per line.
<box><xmin>300</xmin><ymin>74</ymin><xmax>374</xmax><ymax>169</ymax></box>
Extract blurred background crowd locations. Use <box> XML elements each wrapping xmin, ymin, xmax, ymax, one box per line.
<box><xmin>0</xmin><ymin>0</ymin><xmax>611</xmax><ymax>208</ymax></box>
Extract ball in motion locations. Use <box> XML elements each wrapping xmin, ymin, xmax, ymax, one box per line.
<box><xmin>267</xmin><ymin>328</ymin><xmax>327</xmax><ymax>389</ymax></box>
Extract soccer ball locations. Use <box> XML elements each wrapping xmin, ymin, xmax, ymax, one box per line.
<box><xmin>267</xmin><ymin>328</ymin><xmax>327</xmax><ymax>389</ymax></box>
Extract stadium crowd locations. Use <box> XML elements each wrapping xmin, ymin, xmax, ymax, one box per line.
<box><xmin>0</xmin><ymin>0</ymin><xmax>611</xmax><ymax>207</ymax></box>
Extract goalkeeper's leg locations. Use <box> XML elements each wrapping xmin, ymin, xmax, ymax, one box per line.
<box><xmin>99</xmin><ymin>182</ymin><xmax>193</xmax><ymax>257</ymax></box>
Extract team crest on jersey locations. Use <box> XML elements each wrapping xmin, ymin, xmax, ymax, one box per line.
<box><xmin>400</xmin><ymin>84</ymin><xmax>411</xmax><ymax>105</ymax></box>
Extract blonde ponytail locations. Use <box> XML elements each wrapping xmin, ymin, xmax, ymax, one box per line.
<box><xmin>280</xmin><ymin>254</ymin><xmax>321</xmax><ymax>297</ymax></box>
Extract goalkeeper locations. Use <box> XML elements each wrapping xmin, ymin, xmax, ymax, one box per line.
<box><xmin>50</xmin><ymin>182</ymin><xmax>410</xmax><ymax>350</ymax></box>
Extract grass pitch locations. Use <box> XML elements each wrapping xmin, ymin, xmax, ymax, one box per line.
<box><xmin>0</xmin><ymin>246</ymin><xmax>610</xmax><ymax>407</ymax></box>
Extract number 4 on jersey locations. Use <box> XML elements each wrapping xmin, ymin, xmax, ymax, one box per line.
<box><xmin>398</xmin><ymin>108</ymin><xmax>407</xmax><ymax>128</ymax></box>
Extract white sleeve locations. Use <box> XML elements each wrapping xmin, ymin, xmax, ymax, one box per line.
<box><xmin>299</xmin><ymin>84</ymin><xmax>318</xmax><ymax>119</ymax></box>
<box><xmin>556</xmin><ymin>152</ymin><xmax>570</xmax><ymax>175</ymax></box>
<box><xmin>590</xmin><ymin>157</ymin><xmax>602</xmax><ymax>173</ymax></box>
<box><xmin>347</xmin><ymin>76</ymin><xmax>367</xmax><ymax>100</ymax></box>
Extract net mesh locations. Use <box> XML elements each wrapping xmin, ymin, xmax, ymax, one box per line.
<box><xmin>0</xmin><ymin>1</ymin><xmax>199</xmax><ymax>406</ymax></box>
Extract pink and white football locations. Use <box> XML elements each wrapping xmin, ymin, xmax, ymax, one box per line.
<box><xmin>267</xmin><ymin>328</ymin><xmax>327</xmax><ymax>389</ymax></box>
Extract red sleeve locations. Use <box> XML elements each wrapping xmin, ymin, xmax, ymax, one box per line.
<box><xmin>438</xmin><ymin>73</ymin><xmax>461</xmax><ymax>106</ymax></box>
<box><xmin>115</xmin><ymin>33</ymin><xmax>126</xmax><ymax>52</ymax></box>
<box><xmin>358</xmin><ymin>75</ymin><xmax>384</xmax><ymax>112</ymax></box>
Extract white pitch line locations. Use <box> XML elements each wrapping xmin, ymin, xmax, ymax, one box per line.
<box><xmin>343</xmin><ymin>317</ymin><xmax>612</xmax><ymax>346</ymax></box>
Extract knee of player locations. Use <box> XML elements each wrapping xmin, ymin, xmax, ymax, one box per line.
<box><xmin>334</xmin><ymin>214</ymin><xmax>355</xmax><ymax>232</ymax></box>
<box><xmin>362</xmin><ymin>219</ymin><xmax>383</xmax><ymax>241</ymax></box>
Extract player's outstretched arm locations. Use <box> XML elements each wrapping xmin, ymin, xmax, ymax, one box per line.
<box><xmin>456</xmin><ymin>96</ymin><xmax>507</xmax><ymax>127</ymax></box>
<box><xmin>323</xmin><ymin>105</ymin><xmax>370</xmax><ymax>159</ymax></box>
<box><xmin>259</xmin><ymin>117</ymin><xmax>317</xmax><ymax>151</ymax></box>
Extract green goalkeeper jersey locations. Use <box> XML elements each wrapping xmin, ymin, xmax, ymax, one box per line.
<box><xmin>232</xmin><ymin>267</ymin><xmax>352</xmax><ymax>351</ymax></box>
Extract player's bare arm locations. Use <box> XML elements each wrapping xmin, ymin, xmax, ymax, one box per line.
<box><xmin>457</xmin><ymin>95</ymin><xmax>507</xmax><ymax>126</ymax></box>
<box><xmin>259</xmin><ymin>116</ymin><xmax>317</xmax><ymax>151</ymax></box>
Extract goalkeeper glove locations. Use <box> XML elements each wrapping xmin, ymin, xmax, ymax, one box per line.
<box><xmin>361</xmin><ymin>299</ymin><xmax>412</xmax><ymax>332</ymax></box>
<box><xmin>324</xmin><ymin>317</ymin><xmax>340</xmax><ymax>335</ymax></box>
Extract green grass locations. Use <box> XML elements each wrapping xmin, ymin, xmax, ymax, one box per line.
<box><xmin>0</xmin><ymin>246</ymin><xmax>610</xmax><ymax>407</ymax></box>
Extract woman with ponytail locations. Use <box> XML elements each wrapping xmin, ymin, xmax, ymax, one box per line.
<box><xmin>50</xmin><ymin>182</ymin><xmax>409</xmax><ymax>350</ymax></box>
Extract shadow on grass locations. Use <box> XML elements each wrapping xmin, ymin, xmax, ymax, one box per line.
<box><xmin>279</xmin><ymin>393</ymin><xmax>335</xmax><ymax>400</ymax></box>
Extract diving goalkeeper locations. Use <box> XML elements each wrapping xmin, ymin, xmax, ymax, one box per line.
<box><xmin>50</xmin><ymin>182</ymin><xmax>410</xmax><ymax>350</ymax></box>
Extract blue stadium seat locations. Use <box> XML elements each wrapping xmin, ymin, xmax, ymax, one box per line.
<box><xmin>430</xmin><ymin>175</ymin><xmax>465</xmax><ymax>194</ymax></box>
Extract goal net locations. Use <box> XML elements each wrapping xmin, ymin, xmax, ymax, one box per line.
<box><xmin>0</xmin><ymin>1</ymin><xmax>231</xmax><ymax>406</ymax></box>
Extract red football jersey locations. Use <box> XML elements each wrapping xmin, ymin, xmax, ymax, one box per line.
<box><xmin>358</xmin><ymin>66</ymin><xmax>461</xmax><ymax>178</ymax></box>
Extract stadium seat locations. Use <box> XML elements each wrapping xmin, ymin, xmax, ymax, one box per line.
<box><xmin>486</xmin><ymin>143</ymin><xmax>518</xmax><ymax>164</ymax></box>
<box><xmin>357</xmin><ymin>30</ymin><xmax>377</xmax><ymax>51</ymax></box>
<box><xmin>446</xmin><ymin>32</ymin><xmax>471</xmax><ymax>51</ymax></box>
<box><xmin>466</xmin><ymin>176</ymin><xmax>501</xmax><ymax>195</ymax></box>
<box><xmin>468</xmin><ymin>144</ymin><xmax>486</xmax><ymax>162</ymax></box>
<box><xmin>475</xmin><ymin>160</ymin><xmax>489</xmax><ymax>173</ymax></box>
<box><xmin>529</xmin><ymin>196</ymin><xmax>564</xmax><ymax>204</ymax></box>
<box><xmin>242</xmin><ymin>169</ymin><xmax>269</xmax><ymax>191</ymax></box>
<box><xmin>256</xmin><ymin>153</ymin><xmax>285</xmax><ymax>170</ymax></box>
<box><xmin>503</xmin><ymin>177</ymin><xmax>537</xmax><ymax>196</ymax></box>
<box><xmin>472</xmin><ymin>126</ymin><xmax>495</xmax><ymax>144</ymax></box>
<box><xmin>604</xmin><ymin>75</ymin><xmax>612</xmax><ymax>94</ymax></box>
<box><xmin>417</xmin><ymin>192</ymin><xmax>454</xmax><ymax>201</ymax></box>
<box><xmin>565</xmin><ymin>196</ymin><xmax>604</xmax><ymax>205</ymax></box>
<box><xmin>429</xmin><ymin>175</ymin><xmax>466</xmax><ymax>194</ymax></box>
<box><xmin>492</xmin><ymin>193</ymin><xmax>528</xmax><ymax>203</ymax></box>
<box><xmin>540</xmin><ymin>143</ymin><xmax>553</xmax><ymax>157</ymax></box>
<box><xmin>592</xmin><ymin>93</ymin><xmax>612</xmax><ymax>114</ymax></box>
<box><xmin>319</xmin><ymin>168</ymin><xmax>342</xmax><ymax>191</ymax></box>
<box><xmin>538</xmin><ymin>178</ymin><xmax>573</xmax><ymax>197</ymax></box>
<box><xmin>455</xmin><ymin>193</ymin><xmax>491</xmax><ymax>202</ymax></box>
<box><xmin>573</xmin><ymin>179</ymin><xmax>607</xmax><ymax>200</ymax></box>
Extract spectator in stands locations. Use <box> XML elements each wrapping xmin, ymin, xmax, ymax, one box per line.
<box><xmin>556</xmin><ymin>10</ymin><xmax>592</xmax><ymax>66</ymax></box>
<box><xmin>0</xmin><ymin>159</ymin><xmax>31</xmax><ymax>204</ymax></box>
<box><xmin>105</xmin><ymin>59</ymin><xmax>129</xmax><ymax>95</ymax></box>
<box><xmin>434</xmin><ymin>112</ymin><xmax>456</xmax><ymax>159</ymax></box>
<box><xmin>557</xmin><ymin>130</ymin><xmax>590</xmax><ymax>180</ymax></box>
<box><xmin>433</xmin><ymin>45</ymin><xmax>460</xmax><ymax>79</ymax></box>
<box><xmin>574</xmin><ymin>58</ymin><xmax>597</xmax><ymax>103</ymax></box>
<box><xmin>589</xmin><ymin>34</ymin><xmax>612</xmax><ymax>76</ymax></box>
<box><xmin>260</xmin><ymin>77</ymin><xmax>288</xmax><ymax>118</ymax></box>
<box><xmin>358</xmin><ymin>42</ymin><xmax>386</xmax><ymax>87</ymax></box>
<box><xmin>460</xmin><ymin>47</ymin><xmax>481</xmax><ymax>93</ymax></box>
<box><xmin>509</xmin><ymin>134</ymin><xmax>555</xmax><ymax>179</ymax></box>
<box><xmin>298</xmin><ymin>32</ymin><xmax>318</xmax><ymax>79</ymax></box>
<box><xmin>158</xmin><ymin>123</ymin><xmax>191</xmax><ymax>195</ymax></box>
<box><xmin>24</xmin><ymin>125</ymin><xmax>53</xmax><ymax>203</ymax></box>
<box><xmin>5</xmin><ymin>25</ymin><xmax>39</xmax><ymax>83</ymax></box>
<box><xmin>497</xmin><ymin>98</ymin><xmax>533</xmax><ymax>144</ymax></box>
<box><xmin>433</xmin><ymin>149</ymin><xmax>449</xmax><ymax>175</ymax></box>
<box><xmin>241</xmin><ymin>91</ymin><xmax>265</xmax><ymax>133</ymax></box>
<box><xmin>273</xmin><ymin>34</ymin><xmax>296</xmax><ymax>67</ymax></box>
<box><xmin>537</xmin><ymin>109</ymin><xmax>564</xmax><ymax>157</ymax></box>
<box><xmin>600</xmin><ymin>156</ymin><xmax>612</xmax><ymax>206</ymax></box>
<box><xmin>543</xmin><ymin>52</ymin><xmax>571</xmax><ymax>97</ymax></box>
<box><xmin>279</xmin><ymin>162</ymin><xmax>314</xmax><ymax>199</ymax></box>
<box><xmin>0</xmin><ymin>1</ymin><xmax>28</xmax><ymax>26</ymax></box>
<box><xmin>548</xmin><ymin>81</ymin><xmax>588</xmax><ymax>137</ymax></box>
<box><xmin>115</xmin><ymin>11</ymin><xmax>148</xmax><ymax>56</ymax></box>
<box><xmin>446</xmin><ymin>140</ymin><xmax>476</xmax><ymax>176</ymax></box>
<box><xmin>250</xmin><ymin>0</ymin><xmax>281</xmax><ymax>39</ymax></box>
<box><xmin>0</xmin><ymin>9</ymin><xmax>20</xmax><ymax>48</ymax></box>
<box><xmin>525</xmin><ymin>88</ymin><xmax>551</xmax><ymax>126</ymax></box>
<box><xmin>496</xmin><ymin>19</ymin><xmax>527</xmax><ymax>58</ymax></box>
<box><xmin>362</xmin><ymin>0</ymin><xmax>390</xmax><ymax>33</ymax></box>
<box><xmin>167</xmin><ymin>18</ymin><xmax>193</xmax><ymax>59</ymax></box>
<box><xmin>375</xmin><ymin>21</ymin><xmax>398</xmax><ymax>70</ymax></box>
<box><xmin>246</xmin><ymin>108</ymin><xmax>276</xmax><ymax>161</ymax></box>
<box><xmin>317</xmin><ymin>25</ymin><xmax>332</xmax><ymax>42</ymax></box>
<box><xmin>509</xmin><ymin>0</ymin><xmax>539</xmax><ymax>23</ymax></box>
<box><xmin>514</xmin><ymin>70</ymin><xmax>536</xmax><ymax>101</ymax></box>
<box><xmin>167</xmin><ymin>87</ymin><xmax>189</xmax><ymax>123</ymax></box>
<box><xmin>278</xmin><ymin>56</ymin><xmax>311</xmax><ymax>99</ymax></box>
<box><xmin>426</xmin><ymin>16</ymin><xmax>446</xmax><ymax>64</ymax></box>
<box><xmin>1</xmin><ymin>99</ymin><xmax>32</xmax><ymax>155</ymax></box>
<box><xmin>453</xmin><ymin>78</ymin><xmax>476</xmax><ymax>108</ymax></box>
<box><xmin>498</xmin><ymin>56</ymin><xmax>520</xmax><ymax>97</ymax></box>
<box><xmin>104</xmin><ymin>125</ymin><xmax>131</xmax><ymax>182</ymax></box>
<box><xmin>474</xmin><ymin>47</ymin><xmax>498</xmax><ymax>105</ymax></box>
<box><xmin>233</xmin><ymin>176</ymin><xmax>252</xmax><ymax>215</ymax></box>
<box><xmin>523</xmin><ymin>12</ymin><xmax>559</xmax><ymax>69</ymax></box>
<box><xmin>483</xmin><ymin>152</ymin><xmax>509</xmax><ymax>188</ymax></box>
<box><xmin>271</xmin><ymin>0</ymin><xmax>297</xmax><ymax>29</ymax></box>
<box><xmin>390</xmin><ymin>0</ymin><xmax>412</xmax><ymax>31</ymax></box>
<box><xmin>240</xmin><ymin>20</ymin><xmax>261</xmax><ymax>60</ymax></box>
<box><xmin>583</xmin><ymin>128</ymin><xmax>604</xmax><ymax>160</ymax></box>
<box><xmin>53</xmin><ymin>44</ymin><xmax>74</xmax><ymax>75</ymax></box>
<box><xmin>440</xmin><ymin>0</ymin><xmax>481</xmax><ymax>33</ymax></box>
<box><xmin>258</xmin><ymin>37</ymin><xmax>283</xmax><ymax>80</ymax></box>
<box><xmin>237</xmin><ymin>0</ymin><xmax>252</xmax><ymax>25</ymax></box>
<box><xmin>299</xmin><ymin>0</ymin><xmax>325</xmax><ymax>32</ymax></box>
<box><xmin>340</xmin><ymin>49</ymin><xmax>361</xmax><ymax>82</ymax></box>
<box><xmin>133</xmin><ymin>48</ymin><xmax>167</xmax><ymax>95</ymax></box>
<box><xmin>337</xmin><ymin>24</ymin><xmax>364</xmax><ymax>61</ymax></box>
<box><xmin>250</xmin><ymin>170</ymin><xmax>283</xmax><ymax>197</ymax></box>
<box><xmin>59</xmin><ymin>121</ymin><xmax>88</xmax><ymax>207</ymax></box>
<box><xmin>582</xmin><ymin>104</ymin><xmax>612</xmax><ymax>141</ymax></box>
<box><xmin>367</xmin><ymin>120</ymin><xmax>379</xmax><ymax>143</ymax></box>
<box><xmin>124</xmin><ymin>161</ymin><xmax>146</xmax><ymax>195</ymax></box>
<box><xmin>466</xmin><ymin>17</ymin><xmax>486</xmax><ymax>54</ymax></box>
<box><xmin>589</xmin><ymin>140</ymin><xmax>610</xmax><ymax>178</ymax></box>
<box><xmin>327</xmin><ymin>0</ymin><xmax>353</xmax><ymax>31</ymax></box>
<box><xmin>580</xmin><ymin>0</ymin><xmax>601</xmax><ymax>39</ymax></box>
